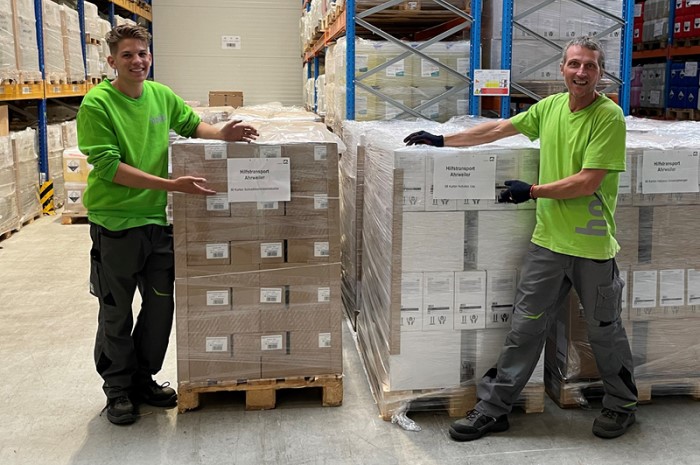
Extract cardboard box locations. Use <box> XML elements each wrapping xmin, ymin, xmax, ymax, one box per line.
<box><xmin>422</xmin><ymin>271</ymin><xmax>455</xmax><ymax>331</ymax></box>
<box><xmin>62</xmin><ymin>148</ymin><xmax>91</xmax><ymax>183</ymax></box>
<box><xmin>208</xmin><ymin>91</ymin><xmax>243</xmax><ymax>108</ymax></box>
<box><xmin>454</xmin><ymin>270</ymin><xmax>487</xmax><ymax>330</ymax></box>
<box><xmin>400</xmin><ymin>272</ymin><xmax>423</xmax><ymax>332</ymax></box>
<box><xmin>287</xmin><ymin>238</ymin><xmax>340</xmax><ymax>263</ymax></box>
<box><xmin>638</xmin><ymin>206</ymin><xmax>700</xmax><ymax>267</ymax></box>
<box><xmin>185</xmin><ymin>216</ymin><xmax>260</xmax><ymax>242</ymax></box>
<box><xmin>185</xmin><ymin>359</ymin><xmax>261</xmax><ymax>383</ymax></box>
<box><xmin>614</xmin><ymin>207</ymin><xmax>639</xmax><ymax>265</ymax></box>
<box><xmin>261</xmin><ymin>330</ymin><xmax>341</xmax><ymax>378</ymax></box>
<box><xmin>464</xmin><ymin>211</ymin><xmax>536</xmax><ymax>271</ymax></box>
<box><xmin>629</xmin><ymin>319</ymin><xmax>700</xmax><ymax>377</ymax></box>
<box><xmin>260</xmin><ymin>303</ymin><xmax>332</xmax><ymax>332</ymax></box>
<box><xmin>486</xmin><ymin>269</ymin><xmax>517</xmax><ymax>329</ymax></box>
<box><xmin>388</xmin><ymin>330</ymin><xmax>461</xmax><ymax>390</ymax></box>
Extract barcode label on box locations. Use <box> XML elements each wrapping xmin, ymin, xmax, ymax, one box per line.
<box><xmin>260</xmin><ymin>146</ymin><xmax>282</xmax><ymax>158</ymax></box>
<box><xmin>206</xmin><ymin>243</ymin><xmax>229</xmax><ymax>259</ymax></box>
<box><xmin>258</xmin><ymin>201</ymin><xmax>278</xmax><ymax>210</ymax></box>
<box><xmin>314</xmin><ymin>145</ymin><xmax>327</xmax><ymax>161</ymax></box>
<box><xmin>206</xmin><ymin>194</ymin><xmax>228</xmax><ymax>211</ymax></box>
<box><xmin>261</xmin><ymin>335</ymin><xmax>283</xmax><ymax>351</ymax></box>
<box><xmin>204</xmin><ymin>144</ymin><xmax>226</xmax><ymax>160</ymax></box>
<box><xmin>318</xmin><ymin>332</ymin><xmax>331</xmax><ymax>348</ymax></box>
<box><xmin>318</xmin><ymin>287</ymin><xmax>331</xmax><ymax>302</ymax></box>
<box><xmin>260</xmin><ymin>242</ymin><xmax>283</xmax><ymax>258</ymax></box>
<box><xmin>314</xmin><ymin>242</ymin><xmax>330</xmax><ymax>257</ymax></box>
<box><xmin>314</xmin><ymin>194</ymin><xmax>328</xmax><ymax>210</ymax></box>
<box><xmin>206</xmin><ymin>336</ymin><xmax>229</xmax><ymax>352</ymax></box>
<box><xmin>206</xmin><ymin>290</ymin><xmax>230</xmax><ymax>306</ymax></box>
<box><xmin>260</xmin><ymin>288</ymin><xmax>283</xmax><ymax>303</ymax></box>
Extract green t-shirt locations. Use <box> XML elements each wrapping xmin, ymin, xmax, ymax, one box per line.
<box><xmin>77</xmin><ymin>80</ymin><xmax>201</xmax><ymax>231</ymax></box>
<box><xmin>510</xmin><ymin>93</ymin><xmax>626</xmax><ymax>260</ymax></box>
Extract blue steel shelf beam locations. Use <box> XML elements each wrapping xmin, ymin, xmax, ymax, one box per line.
<box><xmin>33</xmin><ymin>0</ymin><xmax>48</xmax><ymax>181</ymax></box>
<box><xmin>346</xmin><ymin>0</ymin><xmax>356</xmax><ymax>119</ymax></box>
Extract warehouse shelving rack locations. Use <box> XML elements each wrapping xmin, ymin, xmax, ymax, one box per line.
<box><xmin>1</xmin><ymin>0</ymin><xmax>152</xmax><ymax>183</ymax></box>
<box><xmin>303</xmin><ymin>0</ymin><xmax>483</xmax><ymax>120</ymax></box>
<box><xmin>497</xmin><ymin>0</ymin><xmax>635</xmax><ymax>116</ymax></box>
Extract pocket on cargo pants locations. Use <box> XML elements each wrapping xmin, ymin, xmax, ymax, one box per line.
<box><xmin>89</xmin><ymin>248</ymin><xmax>103</xmax><ymax>298</ymax></box>
<box><xmin>594</xmin><ymin>272</ymin><xmax>624</xmax><ymax>324</ymax></box>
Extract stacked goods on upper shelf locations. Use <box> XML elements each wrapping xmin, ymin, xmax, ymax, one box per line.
<box><xmin>12</xmin><ymin>0</ymin><xmax>41</xmax><ymax>83</ymax></box>
<box><xmin>41</xmin><ymin>0</ymin><xmax>66</xmax><ymax>84</ymax></box>
<box><xmin>60</xmin><ymin>4</ymin><xmax>85</xmax><ymax>83</ymax></box>
<box><xmin>83</xmin><ymin>2</ymin><xmax>102</xmax><ymax>80</ymax></box>
<box><xmin>97</xmin><ymin>18</ymin><xmax>115</xmax><ymax>80</ymax></box>
<box><xmin>484</xmin><ymin>0</ymin><xmax>622</xmax><ymax>96</ymax></box>
<box><xmin>324</xmin><ymin>38</ymin><xmax>471</xmax><ymax>128</ymax></box>
<box><xmin>0</xmin><ymin>0</ymin><xmax>18</xmax><ymax>83</ymax></box>
<box><xmin>641</xmin><ymin>0</ymin><xmax>669</xmax><ymax>43</ymax></box>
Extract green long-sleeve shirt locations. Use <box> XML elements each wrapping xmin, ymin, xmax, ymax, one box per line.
<box><xmin>77</xmin><ymin>80</ymin><xmax>200</xmax><ymax>231</ymax></box>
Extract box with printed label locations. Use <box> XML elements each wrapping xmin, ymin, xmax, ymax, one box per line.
<box><xmin>182</xmin><ymin>194</ymin><xmax>285</xmax><ymax>218</ymax></box>
<box><xmin>287</xmin><ymin>238</ymin><xmax>340</xmax><ymax>263</ymax></box>
<box><xmin>422</xmin><ymin>272</ymin><xmax>455</xmax><ymax>331</ymax></box>
<box><xmin>262</xmin><ymin>330</ymin><xmax>341</xmax><ymax>378</ymax></box>
<box><xmin>259</xmin><ymin>263</ymin><xmax>341</xmax><ymax>307</ymax></box>
<box><xmin>486</xmin><ymin>269</ymin><xmax>517</xmax><ymax>329</ymax></box>
<box><xmin>400</xmin><ymin>272</ymin><xmax>423</xmax><ymax>332</ymax></box>
<box><xmin>62</xmin><ymin>148</ymin><xmax>91</xmax><ymax>183</ymax></box>
<box><xmin>285</xmin><ymin>192</ymin><xmax>336</xmax><ymax>217</ymax></box>
<box><xmin>630</xmin><ymin>265</ymin><xmax>694</xmax><ymax>320</ymax></box>
<box><xmin>186</xmin><ymin>313</ymin><xmax>262</xmax><ymax>346</ymax></box>
<box><xmin>454</xmin><ymin>271</ymin><xmax>487</xmax><ymax>330</ymax></box>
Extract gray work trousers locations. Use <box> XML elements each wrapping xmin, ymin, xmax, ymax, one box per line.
<box><xmin>89</xmin><ymin>222</ymin><xmax>175</xmax><ymax>400</ymax></box>
<box><xmin>476</xmin><ymin>242</ymin><xmax>638</xmax><ymax>417</ymax></box>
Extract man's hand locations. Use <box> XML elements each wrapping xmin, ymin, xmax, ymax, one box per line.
<box><xmin>219</xmin><ymin>120</ymin><xmax>259</xmax><ymax>143</ymax></box>
<box><xmin>171</xmin><ymin>176</ymin><xmax>217</xmax><ymax>195</ymax></box>
<box><xmin>498</xmin><ymin>180</ymin><xmax>534</xmax><ymax>204</ymax></box>
<box><xmin>403</xmin><ymin>131</ymin><xmax>444</xmax><ymax>147</ymax></box>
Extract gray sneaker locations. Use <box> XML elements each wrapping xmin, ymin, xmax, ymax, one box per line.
<box><xmin>593</xmin><ymin>408</ymin><xmax>636</xmax><ymax>439</ymax></box>
<box><xmin>449</xmin><ymin>409</ymin><xmax>509</xmax><ymax>441</ymax></box>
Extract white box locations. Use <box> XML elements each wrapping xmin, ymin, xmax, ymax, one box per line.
<box><xmin>464</xmin><ymin>211</ymin><xmax>536</xmax><ymax>271</ymax></box>
<box><xmin>388</xmin><ymin>330</ymin><xmax>461</xmax><ymax>390</ymax></box>
<box><xmin>402</xmin><ymin>212</ymin><xmax>465</xmax><ymax>272</ymax></box>
<box><xmin>454</xmin><ymin>271</ymin><xmax>487</xmax><ymax>330</ymax></box>
<box><xmin>394</xmin><ymin>148</ymin><xmax>426</xmax><ymax>211</ymax></box>
<box><xmin>400</xmin><ymin>272</ymin><xmax>423</xmax><ymax>332</ymax></box>
<box><xmin>422</xmin><ymin>271</ymin><xmax>455</xmax><ymax>331</ymax></box>
<box><xmin>486</xmin><ymin>269</ymin><xmax>517</xmax><ymax>329</ymax></box>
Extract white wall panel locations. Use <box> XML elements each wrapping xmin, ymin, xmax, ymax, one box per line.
<box><xmin>152</xmin><ymin>0</ymin><xmax>302</xmax><ymax>106</ymax></box>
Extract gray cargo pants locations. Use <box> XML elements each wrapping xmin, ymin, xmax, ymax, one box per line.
<box><xmin>476</xmin><ymin>242</ymin><xmax>638</xmax><ymax>417</ymax></box>
<box><xmin>89</xmin><ymin>222</ymin><xmax>175</xmax><ymax>400</ymax></box>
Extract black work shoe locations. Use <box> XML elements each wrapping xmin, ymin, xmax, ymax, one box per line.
<box><xmin>449</xmin><ymin>409</ymin><xmax>509</xmax><ymax>441</ymax></box>
<box><xmin>103</xmin><ymin>395</ymin><xmax>137</xmax><ymax>425</ymax></box>
<box><xmin>133</xmin><ymin>380</ymin><xmax>177</xmax><ymax>408</ymax></box>
<box><xmin>593</xmin><ymin>408</ymin><xmax>636</xmax><ymax>439</ymax></box>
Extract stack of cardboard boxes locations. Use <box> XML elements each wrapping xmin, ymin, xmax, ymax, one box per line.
<box><xmin>351</xmin><ymin>124</ymin><xmax>546</xmax><ymax>416</ymax></box>
<box><xmin>10</xmin><ymin>127</ymin><xmax>40</xmax><ymax>223</ymax></box>
<box><xmin>171</xmin><ymin>139</ymin><xmax>342</xmax><ymax>387</ymax></box>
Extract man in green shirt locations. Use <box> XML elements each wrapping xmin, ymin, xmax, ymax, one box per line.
<box><xmin>77</xmin><ymin>24</ymin><xmax>258</xmax><ymax>425</ymax></box>
<box><xmin>404</xmin><ymin>36</ymin><xmax>637</xmax><ymax>440</ymax></box>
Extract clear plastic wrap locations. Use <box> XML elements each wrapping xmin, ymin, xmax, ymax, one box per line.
<box><xmin>0</xmin><ymin>0</ymin><xmax>19</xmax><ymax>82</ymax></box>
<box><xmin>60</xmin><ymin>5</ymin><xmax>85</xmax><ymax>82</ymax></box>
<box><xmin>10</xmin><ymin>128</ymin><xmax>40</xmax><ymax>223</ymax></box>
<box><xmin>13</xmin><ymin>0</ymin><xmax>42</xmax><ymax>82</ymax></box>
<box><xmin>339</xmin><ymin>120</ymin><xmax>544</xmax><ymax>425</ymax></box>
<box><xmin>227</xmin><ymin>102</ymin><xmax>322</xmax><ymax>122</ymax></box>
<box><xmin>46</xmin><ymin>123</ymin><xmax>64</xmax><ymax>207</ymax></box>
<box><xmin>41</xmin><ymin>0</ymin><xmax>67</xmax><ymax>83</ymax></box>
<box><xmin>0</xmin><ymin>134</ymin><xmax>19</xmax><ymax>233</ymax></box>
<box><xmin>325</xmin><ymin>38</ymin><xmax>471</xmax><ymax>128</ymax></box>
<box><xmin>171</xmin><ymin>137</ymin><xmax>343</xmax><ymax>391</ymax></box>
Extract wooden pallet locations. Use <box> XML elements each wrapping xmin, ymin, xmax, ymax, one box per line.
<box><xmin>634</xmin><ymin>39</ymin><xmax>668</xmax><ymax>51</ymax></box>
<box><xmin>666</xmin><ymin>108</ymin><xmax>700</xmax><ymax>121</ymax></box>
<box><xmin>377</xmin><ymin>383</ymin><xmax>544</xmax><ymax>421</ymax></box>
<box><xmin>631</xmin><ymin>107</ymin><xmax>666</xmax><ymax>118</ymax></box>
<box><xmin>673</xmin><ymin>37</ymin><xmax>700</xmax><ymax>48</ymax></box>
<box><xmin>61</xmin><ymin>213</ymin><xmax>88</xmax><ymax>225</ymax></box>
<box><xmin>546</xmin><ymin>374</ymin><xmax>700</xmax><ymax>408</ymax></box>
<box><xmin>637</xmin><ymin>377</ymin><xmax>700</xmax><ymax>404</ymax></box>
<box><xmin>177</xmin><ymin>374</ymin><xmax>343</xmax><ymax>413</ymax></box>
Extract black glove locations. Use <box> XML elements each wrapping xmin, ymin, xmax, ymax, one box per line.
<box><xmin>498</xmin><ymin>180</ymin><xmax>534</xmax><ymax>204</ymax></box>
<box><xmin>403</xmin><ymin>130</ymin><xmax>445</xmax><ymax>147</ymax></box>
